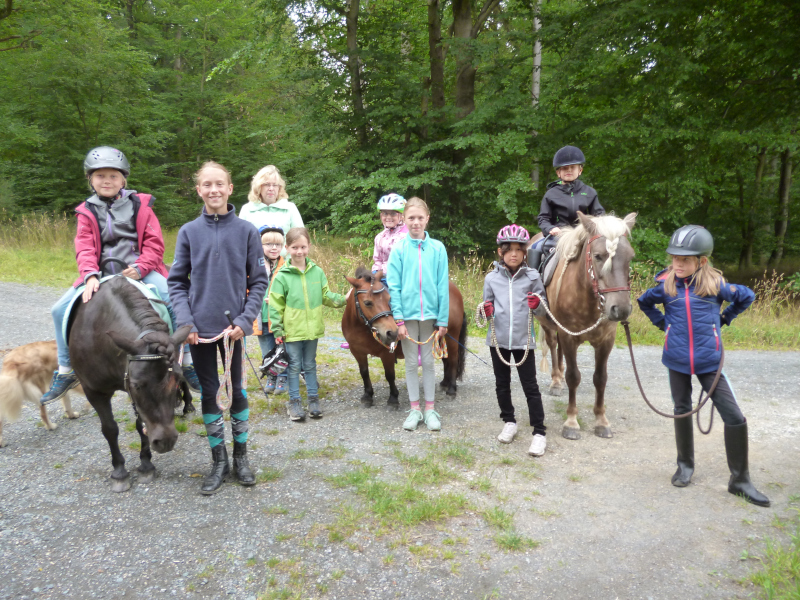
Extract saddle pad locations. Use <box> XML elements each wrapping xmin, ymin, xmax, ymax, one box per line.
<box><xmin>63</xmin><ymin>275</ymin><xmax>172</xmax><ymax>344</ymax></box>
<box><xmin>542</xmin><ymin>249</ymin><xmax>561</xmax><ymax>287</ymax></box>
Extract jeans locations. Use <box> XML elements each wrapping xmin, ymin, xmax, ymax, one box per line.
<box><xmin>669</xmin><ymin>369</ymin><xmax>745</xmax><ymax>426</ymax></box>
<box><xmin>258</xmin><ymin>329</ymin><xmax>276</xmax><ymax>360</ymax></box>
<box><xmin>285</xmin><ymin>339</ymin><xmax>319</xmax><ymax>399</ymax></box>
<box><xmin>51</xmin><ymin>271</ymin><xmax>173</xmax><ymax>368</ymax></box>
<box><xmin>399</xmin><ymin>319</ymin><xmax>436</xmax><ymax>404</ymax></box>
<box><xmin>490</xmin><ymin>346</ymin><xmax>546</xmax><ymax>435</ymax></box>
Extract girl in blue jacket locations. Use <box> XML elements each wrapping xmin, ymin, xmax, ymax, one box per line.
<box><xmin>387</xmin><ymin>197</ymin><xmax>449</xmax><ymax>432</ymax></box>
<box><xmin>637</xmin><ymin>225</ymin><xmax>769</xmax><ymax>507</ymax></box>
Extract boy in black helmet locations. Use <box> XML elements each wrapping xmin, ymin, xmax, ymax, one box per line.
<box><xmin>538</xmin><ymin>145</ymin><xmax>605</xmax><ymax>237</ymax></box>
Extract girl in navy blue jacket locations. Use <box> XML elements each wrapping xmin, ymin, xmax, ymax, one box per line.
<box><xmin>637</xmin><ymin>225</ymin><xmax>769</xmax><ymax>508</ymax></box>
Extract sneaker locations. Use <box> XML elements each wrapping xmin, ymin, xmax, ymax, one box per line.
<box><xmin>40</xmin><ymin>370</ymin><xmax>80</xmax><ymax>405</ymax></box>
<box><xmin>403</xmin><ymin>409</ymin><xmax>424</xmax><ymax>431</ymax></box>
<box><xmin>528</xmin><ymin>434</ymin><xmax>547</xmax><ymax>457</ymax></box>
<box><xmin>287</xmin><ymin>398</ymin><xmax>306</xmax><ymax>421</ymax></box>
<box><xmin>308</xmin><ymin>396</ymin><xmax>322</xmax><ymax>419</ymax></box>
<box><xmin>182</xmin><ymin>364</ymin><xmax>202</xmax><ymax>393</ymax></box>
<box><xmin>265</xmin><ymin>374</ymin><xmax>277</xmax><ymax>394</ymax></box>
<box><xmin>424</xmin><ymin>409</ymin><xmax>441</xmax><ymax>431</ymax></box>
<box><xmin>275</xmin><ymin>374</ymin><xmax>288</xmax><ymax>394</ymax></box>
<box><xmin>497</xmin><ymin>422</ymin><xmax>518</xmax><ymax>444</ymax></box>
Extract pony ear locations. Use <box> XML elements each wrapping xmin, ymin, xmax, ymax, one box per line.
<box><xmin>345</xmin><ymin>276</ymin><xmax>361</xmax><ymax>288</ymax></box>
<box><xmin>106</xmin><ymin>330</ymin><xmax>144</xmax><ymax>356</ymax></box>
<box><xmin>170</xmin><ymin>324</ymin><xmax>192</xmax><ymax>347</ymax></box>
<box><xmin>623</xmin><ymin>212</ymin><xmax>637</xmax><ymax>231</ymax></box>
<box><xmin>373</xmin><ymin>270</ymin><xmax>384</xmax><ymax>282</ymax></box>
<box><xmin>577</xmin><ymin>211</ymin><xmax>596</xmax><ymax>235</ymax></box>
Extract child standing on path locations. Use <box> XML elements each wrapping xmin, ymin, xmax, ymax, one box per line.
<box><xmin>168</xmin><ymin>161</ymin><xmax>268</xmax><ymax>495</ymax></box>
<box><xmin>254</xmin><ymin>224</ymin><xmax>287</xmax><ymax>393</ymax></box>
<box><xmin>481</xmin><ymin>225</ymin><xmax>548</xmax><ymax>456</ymax></box>
<box><xmin>637</xmin><ymin>225</ymin><xmax>769</xmax><ymax>507</ymax></box>
<box><xmin>387</xmin><ymin>197</ymin><xmax>449</xmax><ymax>432</ymax></box>
<box><xmin>41</xmin><ymin>146</ymin><xmax>200</xmax><ymax>405</ymax></box>
<box><xmin>371</xmin><ymin>193</ymin><xmax>408</xmax><ymax>278</ymax></box>
<box><xmin>268</xmin><ymin>227</ymin><xmax>346</xmax><ymax>421</ymax></box>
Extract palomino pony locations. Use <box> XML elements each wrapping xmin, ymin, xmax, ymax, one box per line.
<box><xmin>534</xmin><ymin>212</ymin><xmax>637</xmax><ymax>439</ymax></box>
<box><xmin>68</xmin><ymin>276</ymin><xmax>192</xmax><ymax>491</ymax></box>
<box><xmin>341</xmin><ymin>267</ymin><xmax>467</xmax><ymax>408</ymax></box>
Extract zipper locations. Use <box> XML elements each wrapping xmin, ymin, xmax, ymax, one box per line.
<box><xmin>713</xmin><ymin>324</ymin><xmax>719</xmax><ymax>351</ymax></box>
<box><xmin>418</xmin><ymin>243</ymin><xmax>423</xmax><ymax>319</ymax></box>
<box><xmin>665</xmin><ymin>324</ymin><xmax>671</xmax><ymax>350</ymax></box>
<box><xmin>214</xmin><ymin>214</ymin><xmax>219</xmax><ymax>257</ymax></box>
<box><xmin>507</xmin><ymin>270</ymin><xmax>515</xmax><ymax>346</ymax></box>
<box><xmin>685</xmin><ymin>287</ymin><xmax>695</xmax><ymax>374</ymax></box>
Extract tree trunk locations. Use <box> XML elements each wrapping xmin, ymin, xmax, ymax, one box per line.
<box><xmin>739</xmin><ymin>148</ymin><xmax>766</xmax><ymax>269</ymax></box>
<box><xmin>0</xmin><ymin>0</ymin><xmax>12</xmax><ymax>21</ymax></box>
<box><xmin>346</xmin><ymin>0</ymin><xmax>367</xmax><ymax>147</ymax></box>
<box><xmin>769</xmin><ymin>148</ymin><xmax>792</xmax><ymax>266</ymax></box>
<box><xmin>531</xmin><ymin>0</ymin><xmax>542</xmax><ymax>189</ymax></box>
<box><xmin>427</xmin><ymin>0</ymin><xmax>445</xmax><ymax>112</ymax></box>
<box><xmin>452</xmin><ymin>0</ymin><xmax>475</xmax><ymax>118</ymax></box>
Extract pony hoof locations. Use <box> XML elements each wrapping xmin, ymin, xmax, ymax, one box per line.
<box><xmin>183</xmin><ymin>403</ymin><xmax>196</xmax><ymax>415</ymax></box>
<box><xmin>387</xmin><ymin>400</ymin><xmax>400</xmax><ymax>411</ymax></box>
<box><xmin>138</xmin><ymin>469</ymin><xmax>156</xmax><ymax>484</ymax></box>
<box><xmin>110</xmin><ymin>477</ymin><xmax>132</xmax><ymax>493</ymax></box>
<box><xmin>361</xmin><ymin>398</ymin><xmax>374</xmax><ymax>408</ymax></box>
<box><xmin>594</xmin><ymin>426</ymin><xmax>613</xmax><ymax>439</ymax></box>
<box><xmin>445</xmin><ymin>387</ymin><xmax>457</xmax><ymax>397</ymax></box>
<box><xmin>561</xmin><ymin>427</ymin><xmax>581</xmax><ymax>440</ymax></box>
<box><xmin>549</xmin><ymin>386</ymin><xmax>563</xmax><ymax>397</ymax></box>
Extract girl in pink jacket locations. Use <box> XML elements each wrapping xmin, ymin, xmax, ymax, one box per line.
<box><xmin>40</xmin><ymin>147</ymin><xmax>199</xmax><ymax>404</ymax></box>
<box><xmin>371</xmin><ymin>193</ymin><xmax>408</xmax><ymax>280</ymax></box>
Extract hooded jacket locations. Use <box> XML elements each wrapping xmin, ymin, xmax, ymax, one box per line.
<box><xmin>239</xmin><ymin>198</ymin><xmax>304</xmax><ymax>234</ymax></box>
<box><xmin>73</xmin><ymin>190</ymin><xmax>168</xmax><ymax>288</ymax></box>
<box><xmin>267</xmin><ymin>259</ymin><xmax>345</xmax><ymax>342</ymax></box>
<box><xmin>372</xmin><ymin>223</ymin><xmax>408</xmax><ymax>274</ymax></box>
<box><xmin>483</xmin><ymin>262</ymin><xmax>545</xmax><ymax>350</ymax></box>
<box><xmin>167</xmin><ymin>204</ymin><xmax>268</xmax><ymax>337</ymax></box>
<box><xmin>538</xmin><ymin>179</ymin><xmax>604</xmax><ymax>236</ymax></box>
<box><xmin>386</xmin><ymin>232</ymin><xmax>449</xmax><ymax>327</ymax></box>
<box><xmin>637</xmin><ymin>269</ymin><xmax>755</xmax><ymax>375</ymax></box>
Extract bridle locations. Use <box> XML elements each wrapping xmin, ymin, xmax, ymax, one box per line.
<box><xmin>122</xmin><ymin>329</ymin><xmax>176</xmax><ymax>429</ymax></box>
<box><xmin>353</xmin><ymin>282</ymin><xmax>397</xmax><ymax>352</ymax></box>
<box><xmin>585</xmin><ymin>234</ymin><xmax>631</xmax><ymax>310</ymax></box>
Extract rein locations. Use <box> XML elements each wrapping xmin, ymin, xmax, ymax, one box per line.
<box><xmin>403</xmin><ymin>330</ymin><xmax>448</xmax><ymax>360</ymax></box>
<box><xmin>196</xmin><ymin>329</ymin><xmax>246</xmax><ymax>411</ymax></box>
<box><xmin>474</xmin><ymin>303</ymin><xmax>533</xmax><ymax>367</ymax></box>
<box><xmin>621</xmin><ymin>320</ymin><xmax>720</xmax><ymax>433</ymax></box>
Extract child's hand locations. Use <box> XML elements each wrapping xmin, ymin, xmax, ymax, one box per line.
<box><xmin>482</xmin><ymin>301</ymin><xmax>494</xmax><ymax>317</ymax></box>
<box><xmin>397</xmin><ymin>325</ymin><xmax>407</xmax><ymax>340</ymax></box>
<box><xmin>82</xmin><ymin>276</ymin><xmax>100</xmax><ymax>303</ymax></box>
<box><xmin>187</xmin><ymin>332</ymin><xmax>199</xmax><ymax>345</ymax></box>
<box><xmin>437</xmin><ymin>326</ymin><xmax>448</xmax><ymax>339</ymax></box>
<box><xmin>121</xmin><ymin>266</ymin><xmax>140</xmax><ymax>280</ymax></box>
<box><xmin>527</xmin><ymin>293</ymin><xmax>540</xmax><ymax>309</ymax></box>
<box><xmin>549</xmin><ymin>227</ymin><xmax>562</xmax><ymax>236</ymax></box>
<box><xmin>225</xmin><ymin>325</ymin><xmax>245</xmax><ymax>341</ymax></box>
<box><xmin>275</xmin><ymin>336</ymin><xmax>284</xmax><ymax>344</ymax></box>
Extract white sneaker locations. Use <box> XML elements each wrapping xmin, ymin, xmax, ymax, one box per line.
<box><xmin>528</xmin><ymin>434</ymin><xmax>546</xmax><ymax>456</ymax></box>
<box><xmin>497</xmin><ymin>422</ymin><xmax>518</xmax><ymax>444</ymax></box>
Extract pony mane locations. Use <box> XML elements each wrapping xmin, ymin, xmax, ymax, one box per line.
<box><xmin>108</xmin><ymin>277</ymin><xmax>170</xmax><ymax>337</ymax></box>
<box><xmin>555</xmin><ymin>214</ymin><xmax>633</xmax><ymax>275</ymax></box>
<box><xmin>354</xmin><ymin>265</ymin><xmax>375</xmax><ymax>283</ymax></box>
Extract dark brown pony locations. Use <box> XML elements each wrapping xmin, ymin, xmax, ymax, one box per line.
<box><xmin>532</xmin><ymin>212</ymin><xmax>637</xmax><ymax>439</ymax></box>
<box><xmin>68</xmin><ymin>276</ymin><xmax>192</xmax><ymax>492</ymax></box>
<box><xmin>341</xmin><ymin>267</ymin><xmax>467</xmax><ymax>408</ymax></box>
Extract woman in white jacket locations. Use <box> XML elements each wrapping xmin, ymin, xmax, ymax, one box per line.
<box><xmin>240</xmin><ymin>165</ymin><xmax>304</xmax><ymax>237</ymax></box>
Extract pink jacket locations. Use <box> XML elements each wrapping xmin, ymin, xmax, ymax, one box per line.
<box><xmin>73</xmin><ymin>193</ymin><xmax>169</xmax><ymax>288</ymax></box>
<box><xmin>371</xmin><ymin>224</ymin><xmax>408</xmax><ymax>274</ymax></box>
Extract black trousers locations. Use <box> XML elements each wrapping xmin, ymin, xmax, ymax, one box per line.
<box><xmin>190</xmin><ymin>339</ymin><xmax>247</xmax><ymax>418</ymax></box>
<box><xmin>669</xmin><ymin>369</ymin><xmax>745</xmax><ymax>426</ymax></box>
<box><xmin>490</xmin><ymin>347</ymin><xmax>546</xmax><ymax>436</ymax></box>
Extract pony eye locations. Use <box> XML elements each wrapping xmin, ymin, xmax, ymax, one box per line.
<box><xmin>364</xmin><ymin>301</ymin><xmax>373</xmax><ymax>307</ymax></box>
<box><xmin>594</xmin><ymin>253</ymin><xmax>603</xmax><ymax>261</ymax></box>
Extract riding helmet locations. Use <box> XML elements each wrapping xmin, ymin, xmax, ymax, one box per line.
<box><xmin>258</xmin><ymin>224</ymin><xmax>285</xmax><ymax>238</ymax></box>
<box><xmin>84</xmin><ymin>146</ymin><xmax>130</xmax><ymax>177</ymax></box>
<box><xmin>496</xmin><ymin>224</ymin><xmax>530</xmax><ymax>246</ymax></box>
<box><xmin>377</xmin><ymin>193</ymin><xmax>406</xmax><ymax>213</ymax></box>
<box><xmin>666</xmin><ymin>225</ymin><xmax>714</xmax><ymax>257</ymax></box>
<box><xmin>552</xmin><ymin>145</ymin><xmax>586</xmax><ymax>168</ymax></box>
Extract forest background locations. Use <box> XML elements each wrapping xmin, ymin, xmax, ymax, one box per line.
<box><xmin>1</xmin><ymin>0</ymin><xmax>798</xmax><ymax>269</ymax></box>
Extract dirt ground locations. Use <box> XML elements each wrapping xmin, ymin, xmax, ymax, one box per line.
<box><xmin>1</xmin><ymin>282</ymin><xmax>798</xmax><ymax>600</ymax></box>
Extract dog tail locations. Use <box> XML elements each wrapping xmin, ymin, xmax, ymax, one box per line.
<box><xmin>0</xmin><ymin>372</ymin><xmax>26</xmax><ymax>423</ymax></box>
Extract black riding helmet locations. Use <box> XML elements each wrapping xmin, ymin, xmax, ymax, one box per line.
<box><xmin>666</xmin><ymin>225</ymin><xmax>714</xmax><ymax>257</ymax></box>
<box><xmin>553</xmin><ymin>145</ymin><xmax>586</xmax><ymax>168</ymax></box>
<box><xmin>84</xmin><ymin>146</ymin><xmax>130</xmax><ymax>177</ymax></box>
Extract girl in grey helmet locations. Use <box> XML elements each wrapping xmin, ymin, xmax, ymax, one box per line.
<box><xmin>41</xmin><ymin>147</ymin><xmax>201</xmax><ymax>404</ymax></box>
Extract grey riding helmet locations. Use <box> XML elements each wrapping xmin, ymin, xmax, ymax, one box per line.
<box><xmin>666</xmin><ymin>225</ymin><xmax>714</xmax><ymax>257</ymax></box>
<box><xmin>553</xmin><ymin>145</ymin><xmax>586</xmax><ymax>168</ymax></box>
<box><xmin>84</xmin><ymin>146</ymin><xmax>130</xmax><ymax>177</ymax></box>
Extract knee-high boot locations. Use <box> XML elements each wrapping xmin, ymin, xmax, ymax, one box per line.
<box><xmin>671</xmin><ymin>417</ymin><xmax>694</xmax><ymax>487</ymax></box>
<box><xmin>233</xmin><ymin>441</ymin><xmax>255</xmax><ymax>486</ymax></box>
<box><xmin>724</xmin><ymin>420</ymin><xmax>770</xmax><ymax>507</ymax></box>
<box><xmin>201</xmin><ymin>444</ymin><xmax>230</xmax><ymax>495</ymax></box>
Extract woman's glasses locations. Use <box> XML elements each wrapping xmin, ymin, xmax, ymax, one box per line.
<box><xmin>262</xmin><ymin>183</ymin><xmax>281</xmax><ymax>189</ymax></box>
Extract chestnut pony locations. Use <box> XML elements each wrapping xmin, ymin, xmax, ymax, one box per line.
<box><xmin>531</xmin><ymin>212</ymin><xmax>637</xmax><ymax>440</ymax></box>
<box><xmin>342</xmin><ymin>267</ymin><xmax>467</xmax><ymax>408</ymax></box>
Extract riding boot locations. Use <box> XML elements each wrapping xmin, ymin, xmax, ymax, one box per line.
<box><xmin>724</xmin><ymin>420</ymin><xmax>770</xmax><ymax>507</ymax></box>
<box><xmin>201</xmin><ymin>444</ymin><xmax>230</xmax><ymax>495</ymax></box>
<box><xmin>232</xmin><ymin>441</ymin><xmax>255</xmax><ymax>486</ymax></box>
<box><xmin>671</xmin><ymin>417</ymin><xmax>694</xmax><ymax>487</ymax></box>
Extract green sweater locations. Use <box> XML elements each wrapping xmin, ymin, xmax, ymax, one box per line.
<box><xmin>268</xmin><ymin>259</ymin><xmax>345</xmax><ymax>341</ymax></box>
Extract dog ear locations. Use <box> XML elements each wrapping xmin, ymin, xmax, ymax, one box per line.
<box><xmin>577</xmin><ymin>211</ymin><xmax>596</xmax><ymax>235</ymax></box>
<box><xmin>107</xmin><ymin>330</ymin><xmax>145</xmax><ymax>356</ymax></box>
<box><xmin>170</xmin><ymin>324</ymin><xmax>192</xmax><ymax>348</ymax></box>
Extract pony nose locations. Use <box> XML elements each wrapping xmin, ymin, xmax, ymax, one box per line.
<box><xmin>385</xmin><ymin>329</ymin><xmax>397</xmax><ymax>342</ymax></box>
<box><xmin>149</xmin><ymin>426</ymin><xmax>178</xmax><ymax>454</ymax></box>
<box><xmin>608</xmin><ymin>304</ymin><xmax>632</xmax><ymax>322</ymax></box>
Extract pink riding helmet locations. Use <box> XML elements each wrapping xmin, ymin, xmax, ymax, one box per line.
<box><xmin>496</xmin><ymin>224</ymin><xmax>530</xmax><ymax>246</ymax></box>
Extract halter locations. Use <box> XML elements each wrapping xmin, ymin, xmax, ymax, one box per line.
<box><xmin>122</xmin><ymin>329</ymin><xmax>174</xmax><ymax>430</ymax></box>
<box><xmin>585</xmin><ymin>234</ymin><xmax>631</xmax><ymax>308</ymax></box>
<box><xmin>353</xmin><ymin>283</ymin><xmax>398</xmax><ymax>353</ymax></box>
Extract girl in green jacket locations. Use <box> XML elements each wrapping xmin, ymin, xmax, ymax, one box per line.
<box><xmin>268</xmin><ymin>227</ymin><xmax>346</xmax><ymax>421</ymax></box>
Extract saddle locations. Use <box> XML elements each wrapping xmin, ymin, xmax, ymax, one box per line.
<box><xmin>527</xmin><ymin>237</ymin><xmax>560</xmax><ymax>287</ymax></box>
<box><xmin>63</xmin><ymin>275</ymin><xmax>173</xmax><ymax>344</ymax></box>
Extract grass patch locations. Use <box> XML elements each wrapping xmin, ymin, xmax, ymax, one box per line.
<box><xmin>748</xmin><ymin>511</ymin><xmax>800</xmax><ymax>599</ymax></box>
<box><xmin>256</xmin><ymin>467</ymin><xmax>284</xmax><ymax>484</ymax></box>
<box><xmin>291</xmin><ymin>444</ymin><xmax>347</xmax><ymax>460</ymax></box>
<box><xmin>483</xmin><ymin>506</ymin><xmax>515</xmax><ymax>530</ymax></box>
<box><xmin>174</xmin><ymin>417</ymin><xmax>188</xmax><ymax>433</ymax></box>
<box><xmin>494</xmin><ymin>530</ymin><xmax>540</xmax><ymax>552</ymax></box>
<box><xmin>129</xmin><ymin>441</ymin><xmax>141</xmax><ymax>451</ymax></box>
<box><xmin>124</xmin><ymin>422</ymin><xmax>137</xmax><ymax>433</ymax></box>
<box><xmin>264</xmin><ymin>505</ymin><xmax>289</xmax><ymax>515</ymax></box>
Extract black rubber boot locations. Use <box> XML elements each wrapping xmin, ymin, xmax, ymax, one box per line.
<box><xmin>232</xmin><ymin>441</ymin><xmax>255</xmax><ymax>486</ymax></box>
<box><xmin>201</xmin><ymin>444</ymin><xmax>230</xmax><ymax>495</ymax></box>
<box><xmin>724</xmin><ymin>420</ymin><xmax>770</xmax><ymax>507</ymax></box>
<box><xmin>671</xmin><ymin>417</ymin><xmax>694</xmax><ymax>487</ymax></box>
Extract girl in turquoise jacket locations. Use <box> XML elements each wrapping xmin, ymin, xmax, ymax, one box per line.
<box><xmin>386</xmin><ymin>197</ymin><xmax>449</xmax><ymax>433</ymax></box>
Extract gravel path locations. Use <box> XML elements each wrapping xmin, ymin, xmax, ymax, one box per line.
<box><xmin>1</xmin><ymin>282</ymin><xmax>798</xmax><ymax>600</ymax></box>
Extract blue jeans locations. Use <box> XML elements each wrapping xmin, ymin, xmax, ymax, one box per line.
<box><xmin>258</xmin><ymin>329</ymin><xmax>276</xmax><ymax>359</ymax></box>
<box><xmin>284</xmin><ymin>339</ymin><xmax>318</xmax><ymax>399</ymax></box>
<box><xmin>52</xmin><ymin>272</ymin><xmax>172</xmax><ymax>367</ymax></box>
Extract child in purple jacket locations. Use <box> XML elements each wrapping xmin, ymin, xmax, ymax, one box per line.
<box><xmin>371</xmin><ymin>193</ymin><xmax>408</xmax><ymax>279</ymax></box>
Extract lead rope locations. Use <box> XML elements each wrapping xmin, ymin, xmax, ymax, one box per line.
<box><xmin>474</xmin><ymin>303</ymin><xmax>533</xmax><ymax>367</ymax></box>
<box><xmin>404</xmin><ymin>330</ymin><xmax>448</xmax><ymax>359</ymax></box>
<box><xmin>192</xmin><ymin>330</ymin><xmax>246</xmax><ymax>411</ymax></box>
